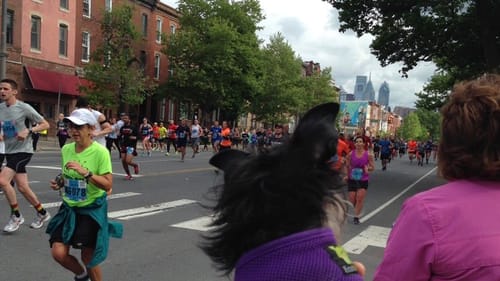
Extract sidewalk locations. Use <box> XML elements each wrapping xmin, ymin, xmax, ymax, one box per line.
<box><xmin>36</xmin><ymin>137</ymin><xmax>62</xmax><ymax>152</ymax></box>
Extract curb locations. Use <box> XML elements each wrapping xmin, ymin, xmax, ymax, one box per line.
<box><xmin>36</xmin><ymin>137</ymin><xmax>61</xmax><ymax>152</ymax></box>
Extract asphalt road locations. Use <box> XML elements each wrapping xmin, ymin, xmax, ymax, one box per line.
<box><xmin>0</xmin><ymin>143</ymin><xmax>446</xmax><ymax>281</ymax></box>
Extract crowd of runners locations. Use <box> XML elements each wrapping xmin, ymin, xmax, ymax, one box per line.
<box><xmin>371</xmin><ymin>135</ymin><xmax>438</xmax><ymax>167</ymax></box>
<box><xmin>325</xmin><ymin>127</ymin><xmax>439</xmax><ymax>225</ymax></box>
<box><xmin>105</xmin><ymin>118</ymin><xmax>293</xmax><ymax>160</ymax></box>
<box><xmin>107</xmin><ymin>115</ymin><xmax>439</xmax><ymax>181</ymax></box>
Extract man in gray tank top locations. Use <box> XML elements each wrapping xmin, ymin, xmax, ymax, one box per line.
<box><xmin>0</xmin><ymin>78</ymin><xmax>51</xmax><ymax>232</ymax></box>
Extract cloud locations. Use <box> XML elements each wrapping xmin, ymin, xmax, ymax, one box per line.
<box><xmin>160</xmin><ymin>0</ymin><xmax>436</xmax><ymax>108</ymax></box>
<box><xmin>275</xmin><ymin>17</ymin><xmax>307</xmax><ymax>41</ymax></box>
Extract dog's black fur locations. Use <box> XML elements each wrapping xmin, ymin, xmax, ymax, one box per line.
<box><xmin>201</xmin><ymin>103</ymin><xmax>345</xmax><ymax>275</ymax></box>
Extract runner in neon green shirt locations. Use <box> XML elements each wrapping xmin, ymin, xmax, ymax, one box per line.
<box><xmin>46</xmin><ymin>108</ymin><xmax>121</xmax><ymax>281</ymax></box>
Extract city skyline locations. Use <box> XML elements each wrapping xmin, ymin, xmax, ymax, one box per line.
<box><xmin>351</xmin><ymin>75</ymin><xmax>390</xmax><ymax>109</ymax></box>
<box><xmin>160</xmin><ymin>0</ymin><xmax>436</xmax><ymax>109</ymax></box>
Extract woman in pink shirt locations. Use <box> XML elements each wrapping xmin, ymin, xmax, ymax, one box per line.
<box><xmin>345</xmin><ymin>135</ymin><xmax>375</xmax><ymax>225</ymax></box>
<box><xmin>374</xmin><ymin>74</ymin><xmax>500</xmax><ymax>281</ymax></box>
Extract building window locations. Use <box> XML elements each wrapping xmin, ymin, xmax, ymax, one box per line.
<box><xmin>141</xmin><ymin>14</ymin><xmax>148</xmax><ymax>37</ymax></box>
<box><xmin>170</xmin><ymin>24</ymin><xmax>176</xmax><ymax>34</ymax></box>
<box><xmin>140</xmin><ymin>50</ymin><xmax>147</xmax><ymax>71</ymax></box>
<box><xmin>105</xmin><ymin>0</ymin><xmax>112</xmax><ymax>12</ymax></box>
<box><xmin>6</xmin><ymin>10</ymin><xmax>13</xmax><ymax>45</ymax></box>
<box><xmin>59</xmin><ymin>24</ymin><xmax>68</xmax><ymax>56</ymax></box>
<box><xmin>168</xmin><ymin>62</ymin><xmax>174</xmax><ymax>77</ymax></box>
<box><xmin>156</xmin><ymin>18</ymin><xmax>162</xmax><ymax>43</ymax></box>
<box><xmin>168</xmin><ymin>100</ymin><xmax>175</xmax><ymax>120</ymax></box>
<box><xmin>30</xmin><ymin>15</ymin><xmax>41</xmax><ymax>50</ymax></box>
<box><xmin>44</xmin><ymin>103</ymin><xmax>55</xmax><ymax>120</ymax></box>
<box><xmin>82</xmin><ymin>32</ymin><xmax>90</xmax><ymax>62</ymax></box>
<box><xmin>154</xmin><ymin>54</ymin><xmax>160</xmax><ymax>79</ymax></box>
<box><xmin>83</xmin><ymin>0</ymin><xmax>91</xmax><ymax>18</ymax></box>
<box><xmin>160</xmin><ymin>98</ymin><xmax>166</xmax><ymax>121</ymax></box>
<box><xmin>60</xmin><ymin>0</ymin><xmax>69</xmax><ymax>10</ymax></box>
<box><xmin>62</xmin><ymin>104</ymin><xmax>69</xmax><ymax>116</ymax></box>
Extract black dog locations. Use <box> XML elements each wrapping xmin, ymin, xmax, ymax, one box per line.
<box><xmin>201</xmin><ymin>103</ymin><xmax>364</xmax><ymax>281</ymax></box>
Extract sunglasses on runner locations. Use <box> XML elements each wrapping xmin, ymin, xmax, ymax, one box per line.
<box><xmin>67</xmin><ymin>123</ymin><xmax>86</xmax><ymax>130</ymax></box>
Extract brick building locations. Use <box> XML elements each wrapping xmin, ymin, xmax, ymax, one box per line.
<box><xmin>0</xmin><ymin>0</ymin><xmax>180</xmax><ymax>135</ymax></box>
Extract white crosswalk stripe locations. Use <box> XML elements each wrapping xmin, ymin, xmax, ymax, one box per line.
<box><xmin>171</xmin><ymin>216</ymin><xmax>215</xmax><ymax>232</ymax></box>
<box><xmin>43</xmin><ymin>193</ymin><xmax>196</xmax><ymax>221</ymax></box>
<box><xmin>42</xmin><ymin>190</ymin><xmax>390</xmax><ymax>250</ymax></box>
<box><xmin>343</xmin><ymin>225</ymin><xmax>391</xmax><ymax>254</ymax></box>
<box><xmin>43</xmin><ymin>192</ymin><xmax>142</xmax><ymax>209</ymax></box>
<box><xmin>109</xmin><ymin>199</ymin><xmax>197</xmax><ymax>220</ymax></box>
<box><xmin>27</xmin><ymin>165</ymin><xmax>144</xmax><ymax>177</ymax></box>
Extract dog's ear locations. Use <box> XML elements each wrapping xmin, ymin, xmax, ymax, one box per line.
<box><xmin>299</xmin><ymin>102</ymin><xmax>339</xmax><ymax>125</ymax></box>
<box><xmin>290</xmin><ymin>103</ymin><xmax>340</xmax><ymax>163</ymax></box>
<box><xmin>209</xmin><ymin>149</ymin><xmax>250</xmax><ymax>172</ymax></box>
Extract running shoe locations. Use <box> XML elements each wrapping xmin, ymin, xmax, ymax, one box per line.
<box><xmin>74</xmin><ymin>273</ymin><xmax>90</xmax><ymax>281</ymax></box>
<box><xmin>3</xmin><ymin>214</ymin><xmax>25</xmax><ymax>232</ymax></box>
<box><xmin>125</xmin><ymin>175</ymin><xmax>134</xmax><ymax>181</ymax></box>
<box><xmin>353</xmin><ymin>217</ymin><xmax>360</xmax><ymax>225</ymax></box>
<box><xmin>30</xmin><ymin>211</ymin><xmax>51</xmax><ymax>229</ymax></box>
<box><xmin>134</xmin><ymin>164</ymin><xmax>140</xmax><ymax>174</ymax></box>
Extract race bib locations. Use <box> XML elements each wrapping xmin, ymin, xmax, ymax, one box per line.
<box><xmin>2</xmin><ymin>120</ymin><xmax>17</xmax><ymax>138</ymax></box>
<box><xmin>351</xmin><ymin>168</ymin><xmax>363</xmax><ymax>181</ymax></box>
<box><xmin>126</xmin><ymin>146</ymin><xmax>134</xmax><ymax>154</ymax></box>
<box><xmin>64</xmin><ymin>179</ymin><xmax>87</xmax><ymax>201</ymax></box>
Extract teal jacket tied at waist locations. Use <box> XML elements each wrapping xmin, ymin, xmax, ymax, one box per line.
<box><xmin>46</xmin><ymin>195</ymin><xmax>123</xmax><ymax>268</ymax></box>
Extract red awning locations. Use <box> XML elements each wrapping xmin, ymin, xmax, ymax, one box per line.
<box><xmin>25</xmin><ymin>66</ymin><xmax>87</xmax><ymax>96</ymax></box>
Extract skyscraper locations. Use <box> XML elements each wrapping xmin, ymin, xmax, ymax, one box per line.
<box><xmin>378</xmin><ymin>81</ymin><xmax>390</xmax><ymax>107</ymax></box>
<box><xmin>354</xmin><ymin>74</ymin><xmax>377</xmax><ymax>101</ymax></box>
<box><xmin>353</xmin><ymin>76</ymin><xmax>367</xmax><ymax>100</ymax></box>
<box><xmin>364</xmin><ymin>79</ymin><xmax>376</xmax><ymax>101</ymax></box>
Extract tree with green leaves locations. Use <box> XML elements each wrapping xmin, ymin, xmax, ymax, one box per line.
<box><xmin>79</xmin><ymin>5</ymin><xmax>156</xmax><ymax>110</ymax></box>
<box><xmin>248</xmin><ymin>33</ymin><xmax>338</xmax><ymax>124</ymax></box>
<box><xmin>398</xmin><ymin>112</ymin><xmax>426</xmax><ymax>141</ymax></box>
<box><xmin>249</xmin><ymin>33</ymin><xmax>303</xmax><ymax>124</ymax></box>
<box><xmin>323</xmin><ymin>0</ymin><xmax>500</xmax><ymax>77</ymax></box>
<box><xmin>300</xmin><ymin>67</ymin><xmax>338</xmax><ymax>110</ymax></box>
<box><xmin>415</xmin><ymin>108</ymin><xmax>441</xmax><ymax>140</ymax></box>
<box><xmin>323</xmin><ymin>0</ymin><xmax>500</xmax><ymax>109</ymax></box>
<box><xmin>414</xmin><ymin>71</ymin><xmax>456</xmax><ymax>111</ymax></box>
<box><xmin>161</xmin><ymin>0</ymin><xmax>264</xmax><ymax>122</ymax></box>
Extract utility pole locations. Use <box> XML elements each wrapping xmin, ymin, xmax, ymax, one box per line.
<box><xmin>0</xmin><ymin>0</ymin><xmax>8</xmax><ymax>79</ymax></box>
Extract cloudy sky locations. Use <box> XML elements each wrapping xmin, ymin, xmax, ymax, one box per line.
<box><xmin>160</xmin><ymin>0</ymin><xmax>436</xmax><ymax>108</ymax></box>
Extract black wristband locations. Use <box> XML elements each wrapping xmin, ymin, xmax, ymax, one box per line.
<box><xmin>84</xmin><ymin>171</ymin><xmax>93</xmax><ymax>182</ymax></box>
